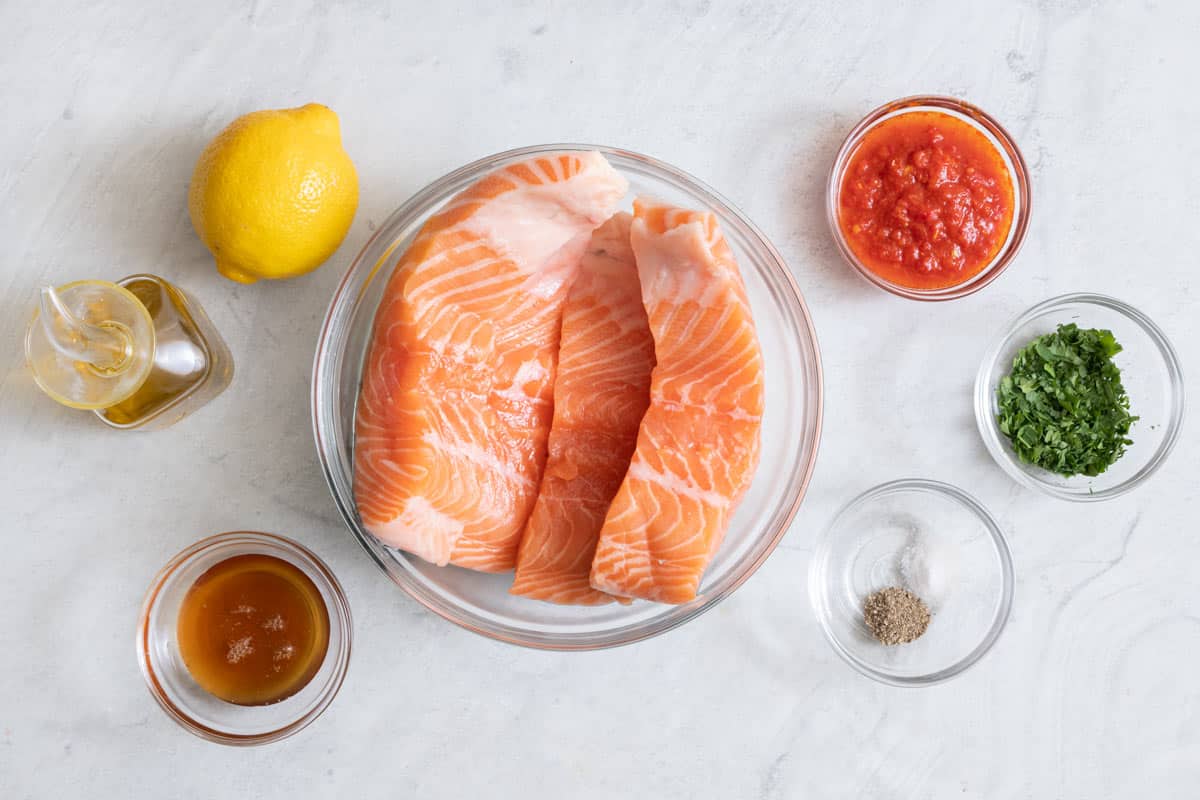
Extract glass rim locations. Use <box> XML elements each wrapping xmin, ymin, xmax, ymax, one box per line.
<box><xmin>973</xmin><ymin>292</ymin><xmax>1186</xmax><ymax>502</ymax></box>
<box><xmin>808</xmin><ymin>478</ymin><xmax>1015</xmax><ymax>687</ymax></box>
<box><xmin>311</xmin><ymin>143</ymin><xmax>824</xmax><ymax>651</ymax></box>
<box><xmin>136</xmin><ymin>530</ymin><xmax>353</xmax><ymax>745</ymax></box>
<box><xmin>24</xmin><ymin>279</ymin><xmax>157</xmax><ymax>410</ymax></box>
<box><xmin>825</xmin><ymin>95</ymin><xmax>1032</xmax><ymax>301</ymax></box>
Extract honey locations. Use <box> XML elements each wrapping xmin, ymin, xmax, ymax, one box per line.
<box><xmin>176</xmin><ymin>554</ymin><xmax>330</xmax><ymax>706</ymax></box>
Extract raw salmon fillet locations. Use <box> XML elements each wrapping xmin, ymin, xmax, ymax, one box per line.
<box><xmin>510</xmin><ymin>213</ymin><xmax>655</xmax><ymax>604</ymax></box>
<box><xmin>589</xmin><ymin>198</ymin><xmax>765</xmax><ymax>603</ymax></box>
<box><xmin>354</xmin><ymin>152</ymin><xmax>627</xmax><ymax>571</ymax></box>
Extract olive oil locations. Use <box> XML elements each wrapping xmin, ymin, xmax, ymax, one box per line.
<box><xmin>176</xmin><ymin>554</ymin><xmax>330</xmax><ymax>706</ymax></box>
<box><xmin>97</xmin><ymin>274</ymin><xmax>233</xmax><ymax>429</ymax></box>
<box><xmin>25</xmin><ymin>274</ymin><xmax>232</xmax><ymax>428</ymax></box>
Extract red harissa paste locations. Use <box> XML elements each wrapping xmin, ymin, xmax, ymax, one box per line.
<box><xmin>838</xmin><ymin>111</ymin><xmax>1015</xmax><ymax>290</ymax></box>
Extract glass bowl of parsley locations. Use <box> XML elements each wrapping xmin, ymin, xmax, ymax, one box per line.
<box><xmin>975</xmin><ymin>293</ymin><xmax>1184</xmax><ymax>501</ymax></box>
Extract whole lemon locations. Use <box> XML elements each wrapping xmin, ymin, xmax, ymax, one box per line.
<box><xmin>188</xmin><ymin>103</ymin><xmax>358</xmax><ymax>284</ymax></box>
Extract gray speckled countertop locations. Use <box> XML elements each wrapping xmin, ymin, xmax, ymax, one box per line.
<box><xmin>2</xmin><ymin>2</ymin><xmax>1197</xmax><ymax>797</ymax></box>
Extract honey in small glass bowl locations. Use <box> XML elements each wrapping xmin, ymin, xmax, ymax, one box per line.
<box><xmin>176</xmin><ymin>553</ymin><xmax>330</xmax><ymax>706</ymax></box>
<box><xmin>138</xmin><ymin>532</ymin><xmax>351</xmax><ymax>745</ymax></box>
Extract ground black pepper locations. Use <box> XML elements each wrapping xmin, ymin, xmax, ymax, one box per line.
<box><xmin>863</xmin><ymin>586</ymin><xmax>931</xmax><ymax>645</ymax></box>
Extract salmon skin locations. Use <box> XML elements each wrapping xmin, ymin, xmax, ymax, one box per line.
<box><xmin>354</xmin><ymin>152</ymin><xmax>627</xmax><ymax>572</ymax></box>
<box><xmin>510</xmin><ymin>213</ymin><xmax>655</xmax><ymax>605</ymax></box>
<box><xmin>589</xmin><ymin>198</ymin><xmax>765</xmax><ymax>603</ymax></box>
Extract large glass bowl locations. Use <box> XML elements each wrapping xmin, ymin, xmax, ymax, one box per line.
<box><xmin>312</xmin><ymin>144</ymin><xmax>823</xmax><ymax>650</ymax></box>
<box><xmin>974</xmin><ymin>293</ymin><xmax>1185</xmax><ymax>501</ymax></box>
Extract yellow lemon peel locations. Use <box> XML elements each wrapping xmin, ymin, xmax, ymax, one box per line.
<box><xmin>188</xmin><ymin>103</ymin><xmax>358</xmax><ymax>284</ymax></box>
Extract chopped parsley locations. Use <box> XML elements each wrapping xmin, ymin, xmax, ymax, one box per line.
<box><xmin>996</xmin><ymin>323</ymin><xmax>1137</xmax><ymax>477</ymax></box>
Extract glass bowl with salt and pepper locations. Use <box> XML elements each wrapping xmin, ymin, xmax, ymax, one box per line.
<box><xmin>809</xmin><ymin>479</ymin><xmax>1014</xmax><ymax>686</ymax></box>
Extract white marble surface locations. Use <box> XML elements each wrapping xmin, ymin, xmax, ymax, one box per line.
<box><xmin>2</xmin><ymin>1</ymin><xmax>1198</xmax><ymax>797</ymax></box>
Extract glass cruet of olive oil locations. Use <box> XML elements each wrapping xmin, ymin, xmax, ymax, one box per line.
<box><xmin>25</xmin><ymin>274</ymin><xmax>233</xmax><ymax>429</ymax></box>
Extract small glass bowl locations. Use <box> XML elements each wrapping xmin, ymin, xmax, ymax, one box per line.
<box><xmin>975</xmin><ymin>293</ymin><xmax>1185</xmax><ymax>501</ymax></box>
<box><xmin>137</xmin><ymin>531</ymin><xmax>352</xmax><ymax>745</ymax></box>
<box><xmin>809</xmin><ymin>479</ymin><xmax>1014</xmax><ymax>687</ymax></box>
<box><xmin>826</xmin><ymin>95</ymin><xmax>1032</xmax><ymax>300</ymax></box>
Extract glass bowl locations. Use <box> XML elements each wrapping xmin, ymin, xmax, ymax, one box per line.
<box><xmin>312</xmin><ymin>144</ymin><xmax>824</xmax><ymax>650</ymax></box>
<box><xmin>809</xmin><ymin>479</ymin><xmax>1014</xmax><ymax>686</ymax></box>
<box><xmin>826</xmin><ymin>95</ymin><xmax>1031</xmax><ymax>300</ymax></box>
<box><xmin>975</xmin><ymin>293</ymin><xmax>1185</xmax><ymax>501</ymax></box>
<box><xmin>137</xmin><ymin>531</ymin><xmax>352</xmax><ymax>745</ymax></box>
